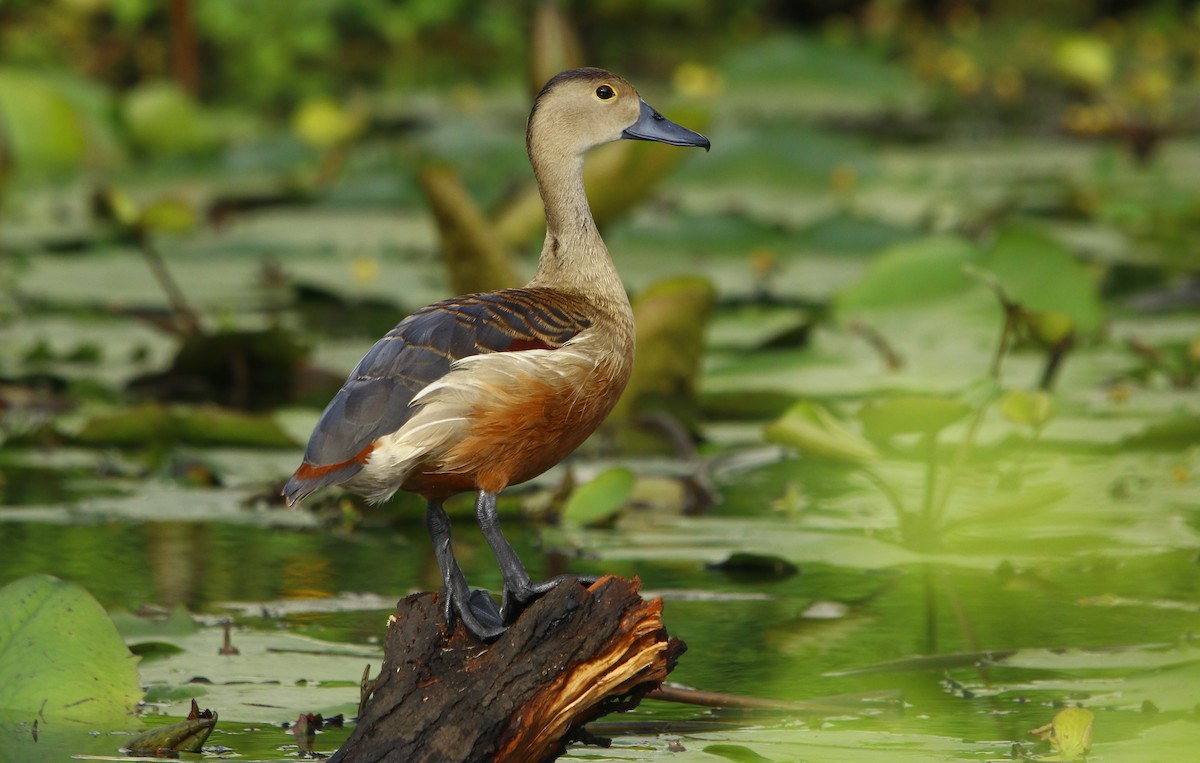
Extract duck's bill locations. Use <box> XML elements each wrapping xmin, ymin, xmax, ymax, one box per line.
<box><xmin>622</xmin><ymin>99</ymin><xmax>710</xmax><ymax>150</ymax></box>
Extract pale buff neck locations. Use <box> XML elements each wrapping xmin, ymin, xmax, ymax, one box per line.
<box><xmin>525</xmin><ymin>139</ymin><xmax>630</xmax><ymax>319</ymax></box>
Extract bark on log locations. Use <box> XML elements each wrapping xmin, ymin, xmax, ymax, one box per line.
<box><xmin>329</xmin><ymin>575</ymin><xmax>685</xmax><ymax>763</ymax></box>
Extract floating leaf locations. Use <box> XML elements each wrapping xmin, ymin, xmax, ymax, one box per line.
<box><xmin>136</xmin><ymin>627</ymin><xmax>371</xmax><ymax>723</ymax></box>
<box><xmin>0</xmin><ymin>575</ymin><xmax>141</xmax><ymax>724</ymax></box>
<box><xmin>977</xmin><ymin>225</ymin><xmax>1103</xmax><ymax>335</ymax></box>
<box><xmin>722</xmin><ymin>32</ymin><xmax>919</xmax><ymax>105</ymax></box>
<box><xmin>142</xmin><ymin>684</ymin><xmax>208</xmax><ymax>704</ymax></box>
<box><xmin>799</xmin><ymin>210</ymin><xmax>918</xmax><ymax>254</ymax></box>
<box><xmin>764</xmin><ymin>401</ymin><xmax>878</xmax><ymax>462</ymax></box>
<box><xmin>834</xmin><ymin>236</ymin><xmax>978</xmax><ymax>314</ymax></box>
<box><xmin>858</xmin><ymin>395</ymin><xmax>970</xmax><ymax>440</ymax></box>
<box><xmin>1121</xmin><ymin>414</ymin><xmax>1200</xmax><ymax>450</ymax></box>
<box><xmin>1000</xmin><ymin>390</ymin><xmax>1055</xmax><ymax>430</ymax></box>
<box><xmin>0</xmin><ymin>68</ymin><xmax>121</xmax><ymax>176</ymax></box>
<box><xmin>561</xmin><ymin>467</ymin><xmax>636</xmax><ymax>526</ymax></box>
<box><xmin>703</xmin><ymin>744</ymin><xmax>777</xmax><ymax>763</ymax></box>
<box><xmin>75</xmin><ymin>403</ymin><xmax>298</xmax><ymax>448</ymax></box>
<box><xmin>112</xmin><ymin>605</ymin><xmax>199</xmax><ymax>641</ymax></box>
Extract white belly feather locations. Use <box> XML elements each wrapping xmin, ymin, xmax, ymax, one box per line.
<box><xmin>344</xmin><ymin>330</ymin><xmax>610</xmax><ymax>503</ymax></box>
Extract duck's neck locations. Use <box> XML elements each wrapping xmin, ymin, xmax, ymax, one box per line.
<box><xmin>526</xmin><ymin>147</ymin><xmax>629</xmax><ymax>315</ymax></box>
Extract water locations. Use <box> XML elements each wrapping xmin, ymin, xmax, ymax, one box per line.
<box><xmin>2</xmin><ymin>440</ymin><xmax>1197</xmax><ymax>761</ymax></box>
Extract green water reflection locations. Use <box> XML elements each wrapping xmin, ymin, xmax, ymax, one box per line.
<box><xmin>1</xmin><ymin>479</ymin><xmax>1197</xmax><ymax>761</ymax></box>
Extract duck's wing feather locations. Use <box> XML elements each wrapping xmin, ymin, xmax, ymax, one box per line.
<box><xmin>282</xmin><ymin>288</ymin><xmax>592</xmax><ymax>503</ymax></box>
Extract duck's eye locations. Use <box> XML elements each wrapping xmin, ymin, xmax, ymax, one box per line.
<box><xmin>595</xmin><ymin>84</ymin><xmax>616</xmax><ymax>101</ymax></box>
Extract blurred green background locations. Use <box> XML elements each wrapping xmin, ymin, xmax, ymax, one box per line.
<box><xmin>1</xmin><ymin>1</ymin><xmax>1199</xmax><ymax>762</ymax></box>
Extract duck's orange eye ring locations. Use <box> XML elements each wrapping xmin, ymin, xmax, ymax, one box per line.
<box><xmin>595</xmin><ymin>84</ymin><xmax>616</xmax><ymax>100</ymax></box>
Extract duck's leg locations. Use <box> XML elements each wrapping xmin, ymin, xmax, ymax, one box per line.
<box><xmin>425</xmin><ymin>499</ymin><xmax>504</xmax><ymax>639</ymax></box>
<box><xmin>473</xmin><ymin>490</ymin><xmax>596</xmax><ymax>619</ymax></box>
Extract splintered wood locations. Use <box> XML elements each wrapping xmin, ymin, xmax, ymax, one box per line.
<box><xmin>329</xmin><ymin>575</ymin><xmax>685</xmax><ymax>763</ymax></box>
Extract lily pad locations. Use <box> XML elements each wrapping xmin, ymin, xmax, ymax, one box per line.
<box><xmin>136</xmin><ymin>627</ymin><xmax>375</xmax><ymax>723</ymax></box>
<box><xmin>74</xmin><ymin>403</ymin><xmax>298</xmax><ymax>448</ymax></box>
<box><xmin>1120</xmin><ymin>414</ymin><xmax>1200</xmax><ymax>450</ymax></box>
<box><xmin>0</xmin><ymin>575</ymin><xmax>141</xmax><ymax>724</ymax></box>
<box><xmin>721</xmin><ymin>33</ymin><xmax>923</xmax><ymax>118</ymax></box>
<box><xmin>0</xmin><ymin>68</ymin><xmax>121</xmax><ymax>176</ymax></box>
<box><xmin>799</xmin><ymin>210</ymin><xmax>919</xmax><ymax>255</ymax></box>
<box><xmin>858</xmin><ymin>395</ymin><xmax>971</xmax><ymax>439</ymax></box>
<box><xmin>562</xmin><ymin>467</ymin><xmax>636</xmax><ymax>526</ymax></box>
<box><xmin>703</xmin><ymin>744</ymin><xmax>778</xmax><ymax>762</ymax></box>
<box><xmin>978</xmin><ymin>224</ymin><xmax>1104</xmax><ymax>335</ymax></box>
<box><xmin>835</xmin><ymin>236</ymin><xmax>980</xmax><ymax>316</ymax></box>
<box><xmin>111</xmin><ymin>605</ymin><xmax>200</xmax><ymax>640</ymax></box>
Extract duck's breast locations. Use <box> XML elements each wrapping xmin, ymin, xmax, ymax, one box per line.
<box><xmin>395</xmin><ymin>322</ymin><xmax>633</xmax><ymax>495</ymax></box>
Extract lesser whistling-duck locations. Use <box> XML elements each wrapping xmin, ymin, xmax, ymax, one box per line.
<box><xmin>283</xmin><ymin>68</ymin><xmax>710</xmax><ymax>639</ymax></box>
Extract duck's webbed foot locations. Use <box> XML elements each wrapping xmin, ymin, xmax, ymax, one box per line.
<box><xmin>474</xmin><ymin>490</ymin><xmax>597</xmax><ymax>621</ymax></box>
<box><xmin>426</xmin><ymin>500</ymin><xmax>505</xmax><ymax>640</ymax></box>
<box><xmin>464</xmin><ymin>588</ymin><xmax>504</xmax><ymax>635</ymax></box>
<box><xmin>499</xmin><ymin>573</ymin><xmax>598</xmax><ymax>621</ymax></box>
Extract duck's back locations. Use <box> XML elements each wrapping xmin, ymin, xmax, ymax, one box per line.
<box><xmin>283</xmin><ymin>286</ymin><xmax>632</xmax><ymax>504</ymax></box>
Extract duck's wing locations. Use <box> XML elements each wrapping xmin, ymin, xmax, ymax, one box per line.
<box><xmin>282</xmin><ymin>288</ymin><xmax>592</xmax><ymax>504</ymax></box>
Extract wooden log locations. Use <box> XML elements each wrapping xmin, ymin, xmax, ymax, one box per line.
<box><xmin>330</xmin><ymin>575</ymin><xmax>686</xmax><ymax>763</ymax></box>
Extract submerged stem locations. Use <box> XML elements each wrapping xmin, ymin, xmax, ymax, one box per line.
<box><xmin>139</xmin><ymin>233</ymin><xmax>202</xmax><ymax>336</ymax></box>
<box><xmin>922</xmin><ymin>564</ymin><xmax>938</xmax><ymax>654</ymax></box>
<box><xmin>931</xmin><ymin>298</ymin><xmax>1020</xmax><ymax>524</ymax></box>
<box><xmin>920</xmin><ymin>431</ymin><xmax>939</xmax><ymax>539</ymax></box>
<box><xmin>861</xmin><ymin>468</ymin><xmax>909</xmax><ymax>531</ymax></box>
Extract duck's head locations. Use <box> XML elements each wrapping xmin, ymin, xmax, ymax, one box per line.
<box><xmin>527</xmin><ymin>67</ymin><xmax>710</xmax><ymax>159</ymax></box>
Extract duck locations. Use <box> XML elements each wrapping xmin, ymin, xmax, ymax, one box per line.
<box><xmin>283</xmin><ymin>68</ymin><xmax>710</xmax><ymax>639</ymax></box>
